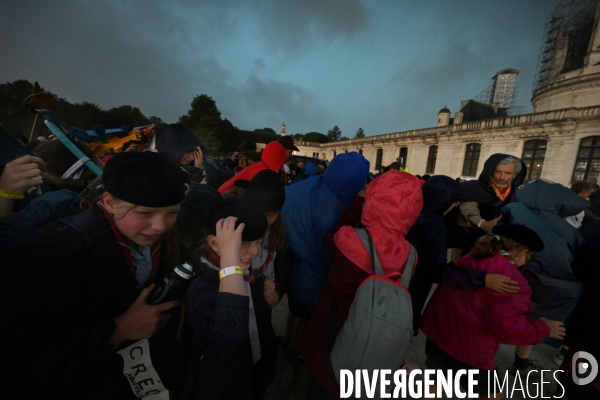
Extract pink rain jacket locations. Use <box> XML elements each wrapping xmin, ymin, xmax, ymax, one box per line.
<box><xmin>420</xmin><ymin>252</ymin><xmax>550</xmax><ymax>370</ymax></box>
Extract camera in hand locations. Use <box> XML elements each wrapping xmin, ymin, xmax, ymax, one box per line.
<box><xmin>147</xmin><ymin>262</ymin><xmax>196</xmax><ymax>305</ymax></box>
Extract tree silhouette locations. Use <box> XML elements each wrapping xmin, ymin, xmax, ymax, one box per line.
<box><xmin>179</xmin><ymin>94</ymin><xmax>221</xmax><ymax>131</ymax></box>
<box><xmin>327</xmin><ymin>125</ymin><xmax>342</xmax><ymax>141</ymax></box>
<box><xmin>253</xmin><ymin>127</ymin><xmax>276</xmax><ymax>134</ymax></box>
<box><xmin>303</xmin><ymin>132</ymin><xmax>331</xmax><ymax>143</ymax></box>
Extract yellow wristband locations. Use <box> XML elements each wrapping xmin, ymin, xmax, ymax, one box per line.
<box><xmin>219</xmin><ymin>266</ymin><xmax>244</xmax><ymax>279</ymax></box>
<box><xmin>0</xmin><ymin>189</ymin><xmax>25</xmax><ymax>199</ymax></box>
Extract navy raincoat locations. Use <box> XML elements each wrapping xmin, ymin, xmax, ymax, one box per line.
<box><xmin>408</xmin><ymin>176</ymin><xmax>490</xmax><ymax>331</ymax></box>
<box><xmin>502</xmin><ymin>180</ymin><xmax>587</xmax><ymax>335</ymax></box>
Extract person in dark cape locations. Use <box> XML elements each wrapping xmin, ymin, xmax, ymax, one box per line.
<box><xmin>408</xmin><ymin>175</ymin><xmax>520</xmax><ymax>333</ymax></box>
<box><xmin>445</xmin><ymin>153</ymin><xmax>527</xmax><ymax>251</ymax></box>
<box><xmin>501</xmin><ymin>179</ymin><xmax>587</xmax><ymax>375</ymax></box>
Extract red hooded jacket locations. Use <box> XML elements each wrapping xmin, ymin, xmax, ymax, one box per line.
<box><xmin>218</xmin><ymin>141</ymin><xmax>287</xmax><ymax>194</ymax></box>
<box><xmin>299</xmin><ymin>171</ymin><xmax>423</xmax><ymax>394</ymax></box>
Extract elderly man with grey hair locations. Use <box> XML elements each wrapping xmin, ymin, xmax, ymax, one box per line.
<box><xmin>445</xmin><ymin>153</ymin><xmax>527</xmax><ymax>251</ymax></box>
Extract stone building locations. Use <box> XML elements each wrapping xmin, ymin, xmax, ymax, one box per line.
<box><xmin>291</xmin><ymin>0</ymin><xmax>600</xmax><ymax>186</ymax></box>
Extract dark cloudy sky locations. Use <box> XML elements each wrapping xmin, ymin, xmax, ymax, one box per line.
<box><xmin>1</xmin><ymin>0</ymin><xmax>561</xmax><ymax>136</ymax></box>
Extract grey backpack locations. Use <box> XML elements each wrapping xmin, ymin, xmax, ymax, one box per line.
<box><xmin>328</xmin><ymin>227</ymin><xmax>416</xmax><ymax>384</ymax></box>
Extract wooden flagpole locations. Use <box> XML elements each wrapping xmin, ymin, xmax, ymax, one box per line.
<box><xmin>29</xmin><ymin>112</ymin><xmax>40</xmax><ymax>142</ymax></box>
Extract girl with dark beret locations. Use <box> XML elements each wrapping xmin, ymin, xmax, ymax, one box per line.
<box><xmin>173</xmin><ymin>196</ymin><xmax>270</xmax><ymax>399</ymax></box>
<box><xmin>219</xmin><ymin>170</ymin><xmax>289</xmax><ymax>397</ymax></box>
<box><xmin>220</xmin><ymin>171</ymin><xmax>289</xmax><ymax>309</ymax></box>
<box><xmin>0</xmin><ymin>151</ymin><xmax>192</xmax><ymax>399</ymax></box>
<box><xmin>420</xmin><ymin>223</ymin><xmax>566</xmax><ymax>398</ymax></box>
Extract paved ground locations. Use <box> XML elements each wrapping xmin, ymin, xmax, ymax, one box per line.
<box><xmin>266</xmin><ymin>289</ymin><xmax>562</xmax><ymax>400</ymax></box>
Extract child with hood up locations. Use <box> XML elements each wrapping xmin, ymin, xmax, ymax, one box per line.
<box><xmin>300</xmin><ymin>170</ymin><xmax>423</xmax><ymax>397</ymax></box>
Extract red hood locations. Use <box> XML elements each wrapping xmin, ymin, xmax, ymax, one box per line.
<box><xmin>362</xmin><ymin>171</ymin><xmax>422</xmax><ymax>238</ymax></box>
<box><xmin>218</xmin><ymin>142</ymin><xmax>287</xmax><ymax>194</ymax></box>
<box><xmin>219</xmin><ymin>142</ymin><xmax>287</xmax><ymax>195</ymax></box>
<box><xmin>335</xmin><ymin>171</ymin><xmax>423</xmax><ymax>277</ymax></box>
<box><xmin>262</xmin><ymin>141</ymin><xmax>287</xmax><ymax>171</ymax></box>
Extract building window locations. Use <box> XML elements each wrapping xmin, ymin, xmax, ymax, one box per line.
<box><xmin>375</xmin><ymin>149</ymin><xmax>383</xmax><ymax>170</ymax></box>
<box><xmin>426</xmin><ymin>145</ymin><xmax>438</xmax><ymax>174</ymax></box>
<box><xmin>399</xmin><ymin>147</ymin><xmax>408</xmax><ymax>168</ymax></box>
<box><xmin>462</xmin><ymin>143</ymin><xmax>481</xmax><ymax>177</ymax></box>
<box><xmin>572</xmin><ymin>136</ymin><xmax>600</xmax><ymax>182</ymax></box>
<box><xmin>312</xmin><ymin>152</ymin><xmax>319</xmax><ymax>158</ymax></box>
<box><xmin>522</xmin><ymin>140</ymin><xmax>547</xmax><ymax>180</ymax></box>
<box><xmin>333</xmin><ymin>150</ymin><xmax>337</xmax><ymax>157</ymax></box>
<box><xmin>358</xmin><ymin>149</ymin><xmax>363</xmax><ymax>155</ymax></box>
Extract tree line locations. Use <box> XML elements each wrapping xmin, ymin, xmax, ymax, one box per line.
<box><xmin>0</xmin><ymin>80</ymin><xmax>367</xmax><ymax>155</ymax></box>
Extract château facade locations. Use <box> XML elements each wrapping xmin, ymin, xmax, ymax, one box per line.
<box><xmin>290</xmin><ymin>0</ymin><xmax>600</xmax><ymax>187</ymax></box>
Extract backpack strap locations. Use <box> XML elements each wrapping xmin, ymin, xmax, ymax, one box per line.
<box><xmin>355</xmin><ymin>227</ymin><xmax>416</xmax><ymax>286</ymax></box>
<box><xmin>399</xmin><ymin>245</ymin><xmax>416</xmax><ymax>289</ymax></box>
<box><xmin>354</xmin><ymin>227</ymin><xmax>384</xmax><ymax>276</ymax></box>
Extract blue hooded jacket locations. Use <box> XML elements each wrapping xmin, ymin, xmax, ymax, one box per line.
<box><xmin>290</xmin><ymin>162</ymin><xmax>318</xmax><ymax>185</ymax></box>
<box><xmin>501</xmin><ymin>180</ymin><xmax>587</xmax><ymax>327</ymax></box>
<box><xmin>282</xmin><ymin>152</ymin><xmax>369</xmax><ymax>303</ymax></box>
<box><xmin>303</xmin><ymin>162</ymin><xmax>318</xmax><ymax>178</ymax></box>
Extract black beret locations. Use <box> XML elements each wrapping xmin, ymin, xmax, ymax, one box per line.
<box><xmin>493</xmin><ymin>223</ymin><xmax>544</xmax><ymax>252</ymax></box>
<box><xmin>205</xmin><ymin>198</ymin><xmax>268</xmax><ymax>242</ymax></box>
<box><xmin>102</xmin><ymin>152</ymin><xmax>191</xmax><ymax>207</ymax></box>
<box><xmin>244</xmin><ymin>170</ymin><xmax>285</xmax><ymax>212</ymax></box>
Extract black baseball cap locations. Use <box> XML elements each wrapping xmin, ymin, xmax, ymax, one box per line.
<box><xmin>277</xmin><ymin>136</ymin><xmax>299</xmax><ymax>152</ymax></box>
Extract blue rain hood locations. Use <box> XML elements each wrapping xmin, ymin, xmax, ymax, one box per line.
<box><xmin>283</xmin><ymin>152</ymin><xmax>370</xmax><ymax>303</ymax></box>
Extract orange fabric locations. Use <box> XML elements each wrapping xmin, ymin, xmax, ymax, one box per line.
<box><xmin>490</xmin><ymin>178</ymin><xmax>511</xmax><ymax>201</ymax></box>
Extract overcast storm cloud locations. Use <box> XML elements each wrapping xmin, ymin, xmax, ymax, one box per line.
<box><xmin>1</xmin><ymin>0</ymin><xmax>560</xmax><ymax>136</ymax></box>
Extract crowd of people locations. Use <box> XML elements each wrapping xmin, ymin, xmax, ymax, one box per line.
<box><xmin>0</xmin><ymin>122</ymin><xmax>598</xmax><ymax>399</ymax></box>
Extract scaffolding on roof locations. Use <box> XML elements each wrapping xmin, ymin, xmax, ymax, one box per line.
<box><xmin>491</xmin><ymin>69</ymin><xmax>520</xmax><ymax>109</ymax></box>
<box><xmin>532</xmin><ymin>0</ymin><xmax>599</xmax><ymax>93</ymax></box>
<box><xmin>473</xmin><ymin>69</ymin><xmax>521</xmax><ymax>114</ymax></box>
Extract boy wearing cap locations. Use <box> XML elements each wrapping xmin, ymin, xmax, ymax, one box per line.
<box><xmin>277</xmin><ymin>136</ymin><xmax>300</xmax><ymax>164</ymax></box>
<box><xmin>0</xmin><ymin>152</ymin><xmax>190</xmax><ymax>399</ymax></box>
<box><xmin>277</xmin><ymin>136</ymin><xmax>300</xmax><ymax>185</ymax></box>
